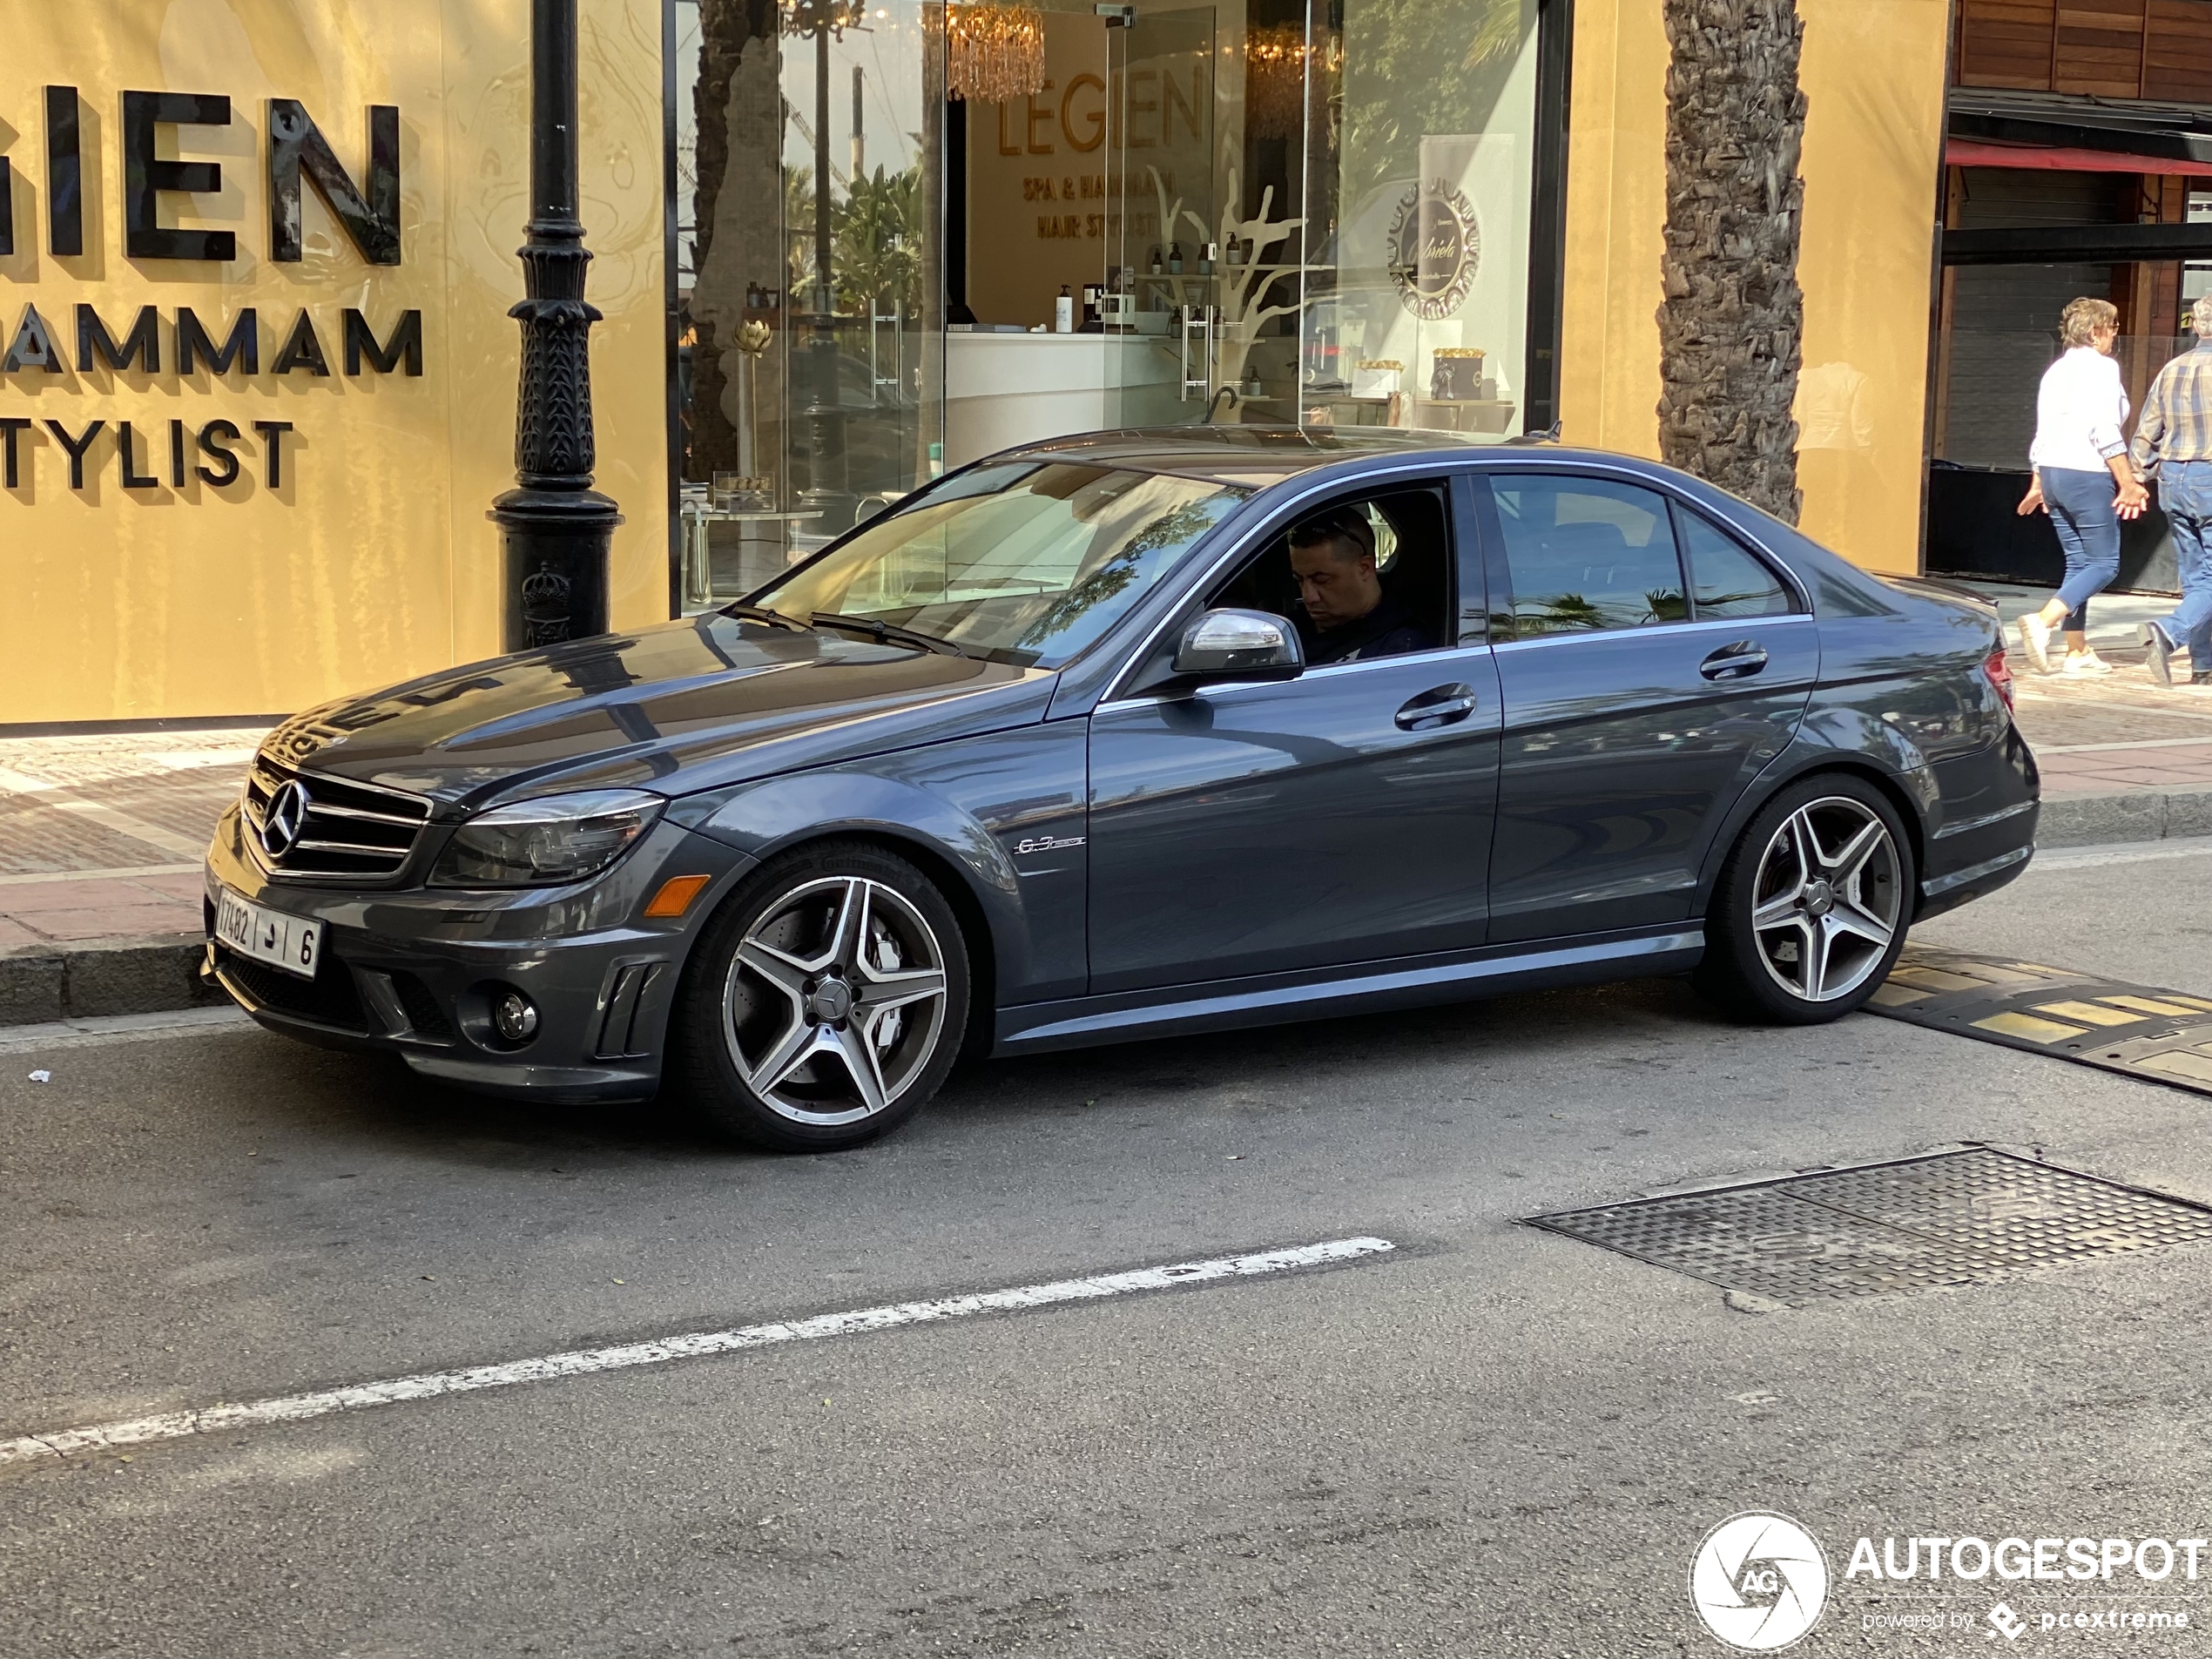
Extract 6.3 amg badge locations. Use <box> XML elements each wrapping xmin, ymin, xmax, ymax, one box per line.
<box><xmin>1386</xmin><ymin>176</ymin><xmax>1480</xmax><ymax>320</ymax></box>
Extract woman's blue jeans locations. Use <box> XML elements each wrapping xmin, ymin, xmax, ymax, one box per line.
<box><xmin>2040</xmin><ymin>466</ymin><xmax>2122</xmax><ymax>633</ymax></box>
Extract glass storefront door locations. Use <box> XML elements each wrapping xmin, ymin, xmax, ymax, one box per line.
<box><xmin>671</xmin><ymin>0</ymin><xmax>1549</xmax><ymax>610</ymax></box>
<box><xmin>675</xmin><ymin>0</ymin><xmax>944</xmax><ymax>604</ymax></box>
<box><xmin>1299</xmin><ymin>0</ymin><xmax>1539</xmax><ymax>436</ymax></box>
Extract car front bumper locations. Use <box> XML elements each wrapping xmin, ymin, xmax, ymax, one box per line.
<box><xmin>202</xmin><ymin>805</ymin><xmax>755</xmax><ymax>1103</ymax></box>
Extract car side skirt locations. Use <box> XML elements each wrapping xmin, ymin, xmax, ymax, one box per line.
<box><xmin>994</xmin><ymin>925</ymin><xmax>1707</xmax><ymax>1055</ymax></box>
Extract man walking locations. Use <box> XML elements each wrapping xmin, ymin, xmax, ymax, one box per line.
<box><xmin>2130</xmin><ymin>294</ymin><xmax>2212</xmax><ymax>686</ymax></box>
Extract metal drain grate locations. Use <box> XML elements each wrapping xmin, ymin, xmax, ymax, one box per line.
<box><xmin>1525</xmin><ymin>1149</ymin><xmax>2212</xmax><ymax>1305</ymax></box>
<box><xmin>1868</xmin><ymin>946</ymin><xmax>2212</xmax><ymax>1096</ymax></box>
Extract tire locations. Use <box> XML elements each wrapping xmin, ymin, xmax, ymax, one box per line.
<box><xmin>671</xmin><ymin>840</ymin><xmax>971</xmax><ymax>1152</ymax></box>
<box><xmin>1694</xmin><ymin>773</ymin><xmax>1915</xmax><ymax>1024</ymax></box>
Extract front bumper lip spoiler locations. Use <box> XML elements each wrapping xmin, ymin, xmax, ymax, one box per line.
<box><xmin>203</xmin><ymin>943</ymin><xmax>664</xmax><ymax>1104</ymax></box>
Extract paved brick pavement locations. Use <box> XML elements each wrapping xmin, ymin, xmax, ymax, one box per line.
<box><xmin>0</xmin><ymin>727</ymin><xmax>266</xmax><ymax>952</ymax></box>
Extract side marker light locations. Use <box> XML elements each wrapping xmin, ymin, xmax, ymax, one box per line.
<box><xmin>644</xmin><ymin>873</ymin><xmax>712</xmax><ymax>919</ymax></box>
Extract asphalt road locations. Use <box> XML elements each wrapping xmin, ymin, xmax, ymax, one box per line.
<box><xmin>4</xmin><ymin>840</ymin><xmax>2212</xmax><ymax>1658</ymax></box>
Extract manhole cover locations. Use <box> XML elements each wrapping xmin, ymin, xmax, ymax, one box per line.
<box><xmin>1525</xmin><ymin>1149</ymin><xmax>2212</xmax><ymax>1305</ymax></box>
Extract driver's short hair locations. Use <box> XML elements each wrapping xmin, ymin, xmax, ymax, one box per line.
<box><xmin>1289</xmin><ymin>506</ymin><xmax>1376</xmax><ymax>564</ymax></box>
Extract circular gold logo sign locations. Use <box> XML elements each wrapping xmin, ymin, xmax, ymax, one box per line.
<box><xmin>1387</xmin><ymin>178</ymin><xmax>1480</xmax><ymax>320</ymax></box>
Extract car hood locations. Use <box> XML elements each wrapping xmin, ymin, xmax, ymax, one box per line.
<box><xmin>270</xmin><ymin>614</ymin><xmax>1055</xmax><ymax>809</ymax></box>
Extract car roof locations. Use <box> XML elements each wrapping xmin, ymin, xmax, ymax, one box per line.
<box><xmin>1001</xmin><ymin>427</ymin><xmax>1691</xmax><ymax>490</ymax></box>
<box><xmin>1002</xmin><ymin>426</ymin><xmax>1499</xmax><ymax>487</ymax></box>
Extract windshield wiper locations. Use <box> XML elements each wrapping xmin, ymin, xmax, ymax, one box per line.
<box><xmin>808</xmin><ymin>612</ymin><xmax>968</xmax><ymax>657</ymax></box>
<box><xmin>720</xmin><ymin>603</ymin><xmax>811</xmax><ymax>632</ymax></box>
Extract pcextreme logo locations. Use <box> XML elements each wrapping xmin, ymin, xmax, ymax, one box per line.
<box><xmin>1690</xmin><ymin>1512</ymin><xmax>1831</xmax><ymax>1651</ymax></box>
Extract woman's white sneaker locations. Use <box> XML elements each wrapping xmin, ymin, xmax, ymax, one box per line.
<box><xmin>2018</xmin><ymin>611</ymin><xmax>2054</xmax><ymax>673</ymax></box>
<box><xmin>2060</xmin><ymin>650</ymin><xmax>2114</xmax><ymax>677</ymax></box>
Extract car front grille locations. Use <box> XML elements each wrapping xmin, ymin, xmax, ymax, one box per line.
<box><xmin>241</xmin><ymin>753</ymin><xmax>432</xmax><ymax>882</ymax></box>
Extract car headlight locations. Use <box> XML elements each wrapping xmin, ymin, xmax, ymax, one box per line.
<box><xmin>429</xmin><ymin>790</ymin><xmax>665</xmax><ymax>887</ymax></box>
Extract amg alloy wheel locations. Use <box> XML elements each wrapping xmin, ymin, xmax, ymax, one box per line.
<box><xmin>675</xmin><ymin>842</ymin><xmax>969</xmax><ymax>1150</ymax></box>
<box><xmin>1698</xmin><ymin>775</ymin><xmax>1913</xmax><ymax>1023</ymax></box>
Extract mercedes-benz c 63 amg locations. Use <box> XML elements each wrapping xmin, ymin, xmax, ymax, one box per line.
<box><xmin>205</xmin><ymin>431</ymin><xmax>2037</xmax><ymax>1150</ymax></box>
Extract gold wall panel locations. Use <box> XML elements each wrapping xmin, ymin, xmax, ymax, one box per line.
<box><xmin>0</xmin><ymin>0</ymin><xmax>668</xmax><ymax>724</ymax></box>
<box><xmin>1559</xmin><ymin>0</ymin><xmax>1948</xmax><ymax>576</ymax></box>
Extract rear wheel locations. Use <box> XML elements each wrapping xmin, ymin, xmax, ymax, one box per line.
<box><xmin>1696</xmin><ymin>775</ymin><xmax>1913</xmax><ymax>1022</ymax></box>
<box><xmin>672</xmin><ymin>840</ymin><xmax>969</xmax><ymax>1151</ymax></box>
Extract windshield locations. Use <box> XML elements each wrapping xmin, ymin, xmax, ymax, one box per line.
<box><xmin>748</xmin><ymin>462</ymin><xmax>1250</xmax><ymax>668</ymax></box>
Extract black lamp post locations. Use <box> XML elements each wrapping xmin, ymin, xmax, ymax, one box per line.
<box><xmin>494</xmin><ymin>0</ymin><xmax>622</xmax><ymax>651</ymax></box>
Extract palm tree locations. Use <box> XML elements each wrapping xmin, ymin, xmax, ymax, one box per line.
<box><xmin>835</xmin><ymin>165</ymin><xmax>925</xmax><ymax>316</ymax></box>
<box><xmin>1655</xmin><ymin>0</ymin><xmax>1808</xmax><ymax>524</ymax></box>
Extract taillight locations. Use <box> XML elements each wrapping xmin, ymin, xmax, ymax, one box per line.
<box><xmin>1982</xmin><ymin>641</ymin><xmax>2015</xmax><ymax>711</ymax></box>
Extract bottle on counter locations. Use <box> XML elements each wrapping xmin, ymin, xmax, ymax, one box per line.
<box><xmin>1167</xmin><ymin>241</ymin><xmax>1184</xmax><ymax>273</ymax></box>
<box><xmin>1055</xmin><ymin>285</ymin><xmax>1074</xmax><ymax>334</ymax></box>
<box><xmin>1149</xmin><ymin>246</ymin><xmax>1163</xmax><ymax>274</ymax></box>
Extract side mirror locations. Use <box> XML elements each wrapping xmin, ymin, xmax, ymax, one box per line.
<box><xmin>1172</xmin><ymin>608</ymin><xmax>1305</xmax><ymax>681</ymax></box>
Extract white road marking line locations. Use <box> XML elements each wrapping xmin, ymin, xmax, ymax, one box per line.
<box><xmin>0</xmin><ymin>1236</ymin><xmax>1397</xmax><ymax>1467</ymax></box>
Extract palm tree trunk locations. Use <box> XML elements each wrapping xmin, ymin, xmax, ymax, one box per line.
<box><xmin>1655</xmin><ymin>0</ymin><xmax>1807</xmax><ymax>523</ymax></box>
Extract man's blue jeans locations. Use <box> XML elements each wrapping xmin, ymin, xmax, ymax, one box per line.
<box><xmin>2154</xmin><ymin>460</ymin><xmax>2212</xmax><ymax>670</ymax></box>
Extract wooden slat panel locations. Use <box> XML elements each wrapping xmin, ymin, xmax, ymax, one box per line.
<box><xmin>2054</xmin><ymin>71</ymin><xmax>2150</xmax><ymax>92</ymax></box>
<box><xmin>2144</xmin><ymin>0</ymin><xmax>2212</xmax><ymax>96</ymax></box>
<box><xmin>2057</xmin><ymin>0</ymin><xmax>2146</xmax><ymax>24</ymax></box>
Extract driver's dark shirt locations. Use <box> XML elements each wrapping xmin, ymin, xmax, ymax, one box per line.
<box><xmin>1304</xmin><ymin>597</ymin><xmax>1433</xmax><ymax>665</ymax></box>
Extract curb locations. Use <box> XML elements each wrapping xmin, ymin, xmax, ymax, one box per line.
<box><xmin>0</xmin><ymin>938</ymin><xmax>222</xmax><ymax>1026</ymax></box>
<box><xmin>2035</xmin><ymin>785</ymin><xmax>2212</xmax><ymax>848</ymax></box>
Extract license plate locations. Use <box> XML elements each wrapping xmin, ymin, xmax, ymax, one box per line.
<box><xmin>214</xmin><ymin>887</ymin><xmax>323</xmax><ymax>981</ymax></box>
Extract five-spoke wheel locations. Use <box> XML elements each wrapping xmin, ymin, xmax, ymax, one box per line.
<box><xmin>1698</xmin><ymin>774</ymin><xmax>1912</xmax><ymax>1022</ymax></box>
<box><xmin>673</xmin><ymin>842</ymin><xmax>970</xmax><ymax>1150</ymax></box>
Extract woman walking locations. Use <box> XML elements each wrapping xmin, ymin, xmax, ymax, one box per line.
<box><xmin>2016</xmin><ymin>296</ymin><xmax>2150</xmax><ymax>675</ymax></box>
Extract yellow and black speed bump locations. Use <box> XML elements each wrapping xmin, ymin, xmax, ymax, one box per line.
<box><xmin>1868</xmin><ymin>945</ymin><xmax>2212</xmax><ymax>1096</ymax></box>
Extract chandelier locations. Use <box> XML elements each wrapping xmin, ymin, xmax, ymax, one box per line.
<box><xmin>781</xmin><ymin>0</ymin><xmax>866</xmax><ymax>36</ymax></box>
<box><xmin>1244</xmin><ymin>24</ymin><xmax>1339</xmax><ymax>141</ymax></box>
<box><xmin>947</xmin><ymin>2</ymin><xmax>1047</xmax><ymax>103</ymax></box>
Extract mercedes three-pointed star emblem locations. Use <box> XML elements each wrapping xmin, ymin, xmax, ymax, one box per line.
<box><xmin>262</xmin><ymin>779</ymin><xmax>312</xmax><ymax>860</ymax></box>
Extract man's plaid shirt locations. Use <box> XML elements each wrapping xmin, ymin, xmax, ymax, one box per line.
<box><xmin>2130</xmin><ymin>341</ymin><xmax>2212</xmax><ymax>476</ymax></box>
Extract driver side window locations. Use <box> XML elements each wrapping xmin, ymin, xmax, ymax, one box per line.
<box><xmin>1206</xmin><ymin>484</ymin><xmax>1457</xmax><ymax>667</ymax></box>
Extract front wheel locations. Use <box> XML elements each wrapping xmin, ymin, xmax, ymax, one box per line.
<box><xmin>671</xmin><ymin>840</ymin><xmax>970</xmax><ymax>1151</ymax></box>
<box><xmin>1695</xmin><ymin>776</ymin><xmax>1914</xmax><ymax>1023</ymax></box>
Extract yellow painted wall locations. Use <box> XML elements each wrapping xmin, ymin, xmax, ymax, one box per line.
<box><xmin>1559</xmin><ymin>0</ymin><xmax>1950</xmax><ymax>575</ymax></box>
<box><xmin>1557</xmin><ymin>0</ymin><xmax>1665</xmax><ymax>464</ymax></box>
<box><xmin>1</xmin><ymin>0</ymin><xmax>667</xmax><ymax>725</ymax></box>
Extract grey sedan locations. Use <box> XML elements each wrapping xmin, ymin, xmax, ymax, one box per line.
<box><xmin>204</xmin><ymin>430</ymin><xmax>2037</xmax><ymax>1150</ymax></box>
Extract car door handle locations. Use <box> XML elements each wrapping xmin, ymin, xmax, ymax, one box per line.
<box><xmin>1394</xmin><ymin>683</ymin><xmax>1479</xmax><ymax>730</ymax></box>
<box><xmin>1699</xmin><ymin>642</ymin><xmax>1769</xmax><ymax>680</ymax></box>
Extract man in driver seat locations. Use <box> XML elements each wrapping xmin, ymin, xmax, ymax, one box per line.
<box><xmin>1288</xmin><ymin>508</ymin><xmax>1433</xmax><ymax>664</ymax></box>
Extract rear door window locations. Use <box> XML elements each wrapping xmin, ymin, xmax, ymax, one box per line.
<box><xmin>1486</xmin><ymin>475</ymin><xmax>1686</xmax><ymax>637</ymax></box>
<box><xmin>1674</xmin><ymin>505</ymin><xmax>1799</xmax><ymax>618</ymax></box>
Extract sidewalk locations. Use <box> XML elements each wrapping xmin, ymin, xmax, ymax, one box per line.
<box><xmin>1965</xmin><ymin>581</ymin><xmax>2212</xmax><ymax>842</ymax></box>
<box><xmin>0</xmin><ymin>725</ymin><xmax>267</xmax><ymax>1022</ymax></box>
<box><xmin>3</xmin><ymin>589</ymin><xmax>2209</xmax><ymax>1022</ymax></box>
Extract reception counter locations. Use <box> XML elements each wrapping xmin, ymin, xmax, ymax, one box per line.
<box><xmin>944</xmin><ymin>332</ymin><xmax>1187</xmax><ymax>467</ymax></box>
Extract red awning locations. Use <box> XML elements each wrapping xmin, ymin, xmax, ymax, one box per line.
<box><xmin>1947</xmin><ymin>137</ymin><xmax>2212</xmax><ymax>177</ymax></box>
